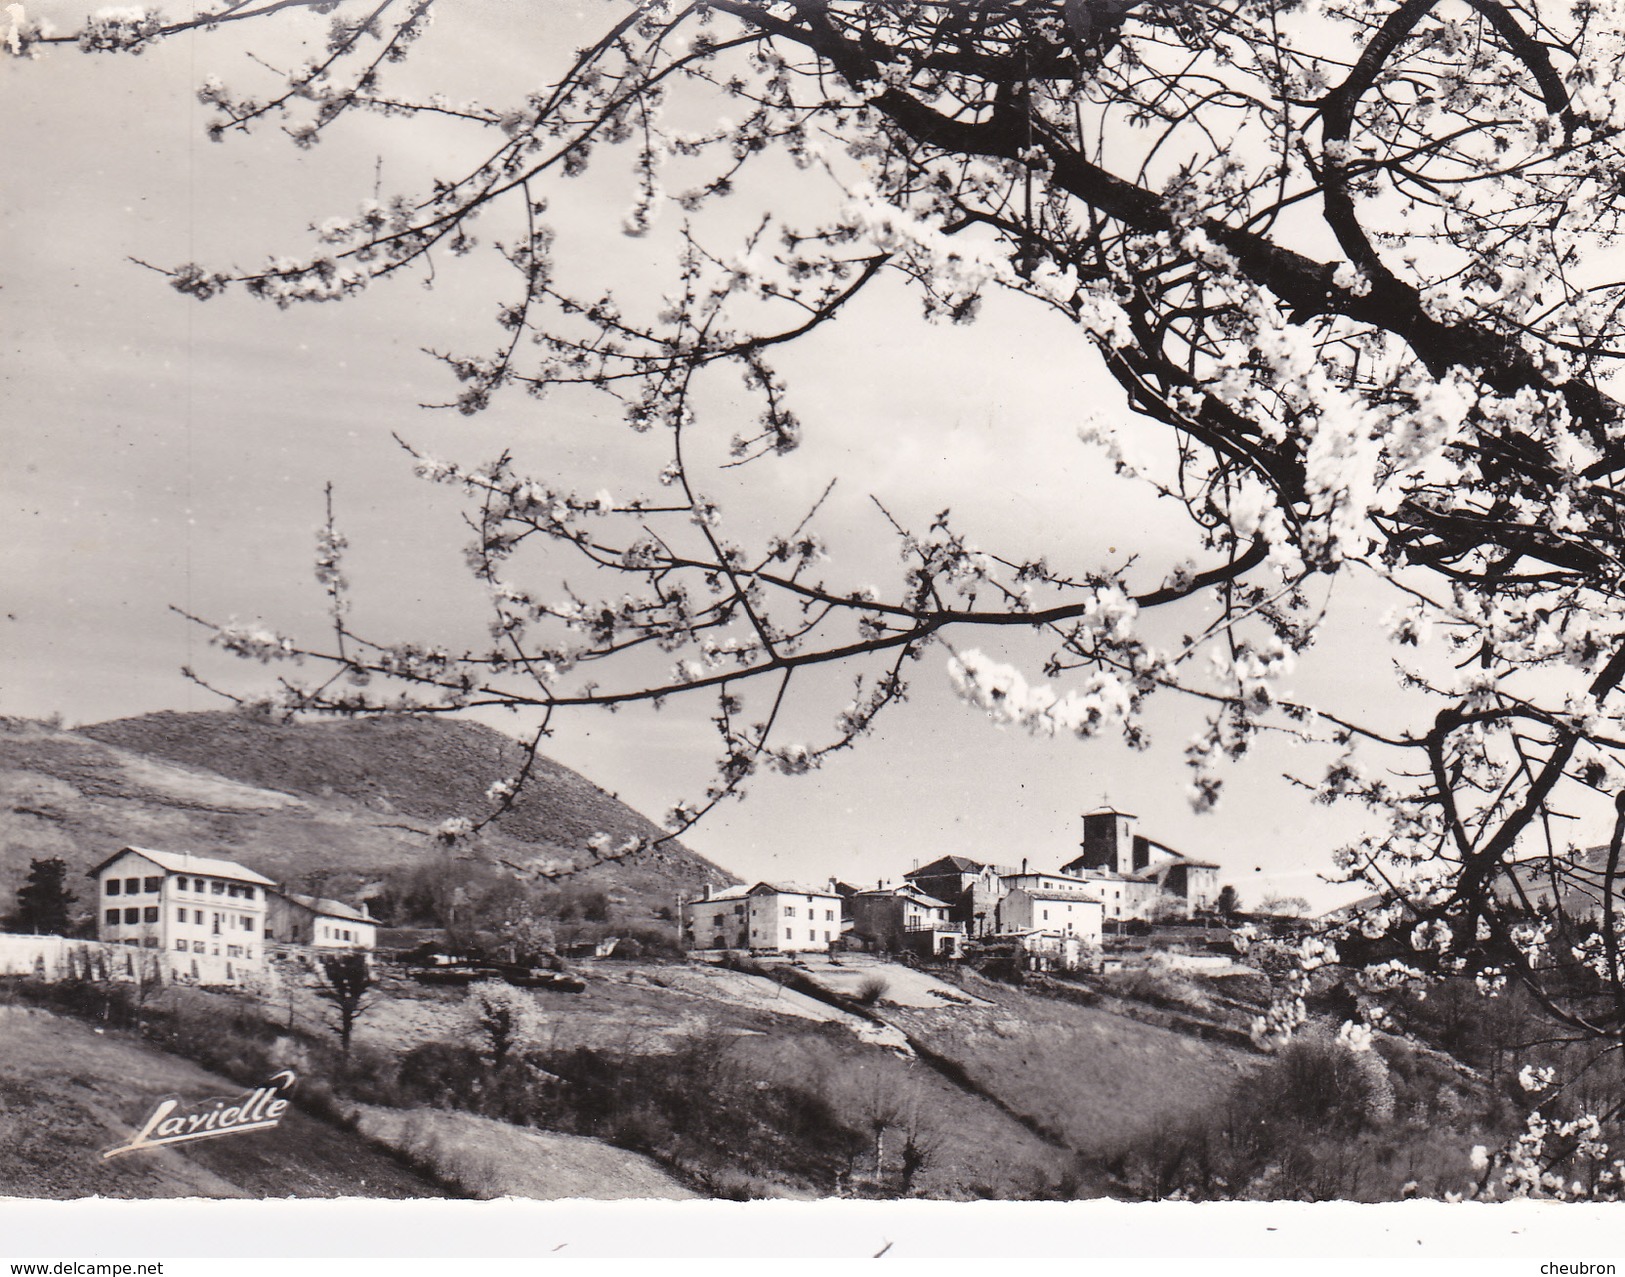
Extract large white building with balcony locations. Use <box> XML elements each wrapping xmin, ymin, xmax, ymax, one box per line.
<box><xmin>89</xmin><ymin>846</ymin><xmax>274</xmax><ymax>983</ymax></box>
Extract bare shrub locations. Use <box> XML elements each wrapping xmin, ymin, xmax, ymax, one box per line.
<box><xmin>856</xmin><ymin>975</ymin><xmax>889</xmax><ymax>1006</ymax></box>
<box><xmin>464</xmin><ymin>980</ymin><xmax>543</xmax><ymax>1066</ymax></box>
<box><xmin>1102</xmin><ymin>956</ymin><xmax>1211</xmax><ymax>1013</ymax></box>
<box><xmin>1266</xmin><ymin>1033</ymin><xmax>1396</xmax><ymax>1134</ymax></box>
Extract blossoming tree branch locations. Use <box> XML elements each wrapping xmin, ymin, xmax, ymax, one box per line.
<box><xmin>21</xmin><ymin>0</ymin><xmax>1625</xmax><ymax>1191</ymax></box>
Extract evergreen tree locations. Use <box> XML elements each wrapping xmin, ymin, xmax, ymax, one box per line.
<box><xmin>11</xmin><ymin>857</ymin><xmax>75</xmax><ymax>935</ymax></box>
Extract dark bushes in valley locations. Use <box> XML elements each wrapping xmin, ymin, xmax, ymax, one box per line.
<box><xmin>1100</xmin><ymin>1031</ymin><xmax>1504</xmax><ymax>1202</ymax></box>
<box><xmin>381</xmin><ymin>1032</ymin><xmax>867</xmax><ymax>1197</ymax></box>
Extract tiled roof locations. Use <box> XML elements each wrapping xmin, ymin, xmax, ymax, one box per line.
<box><xmin>752</xmin><ymin>881</ymin><xmax>841</xmax><ymax>898</ymax></box>
<box><xmin>1057</xmin><ymin>858</ymin><xmax>1127</xmax><ymax>880</ymax></box>
<box><xmin>275</xmin><ymin>891</ymin><xmax>373</xmax><ymax>923</ymax></box>
<box><xmin>1020</xmin><ymin>890</ymin><xmax>1106</xmax><ymax>903</ymax></box>
<box><xmin>754</xmin><ymin>877</ymin><xmax>845</xmax><ymax>896</ymax></box>
<box><xmin>90</xmin><ymin>846</ymin><xmax>276</xmax><ymax>887</ymax></box>
<box><xmin>693</xmin><ymin>881</ymin><xmax>838</xmax><ymax>902</ymax></box>
<box><xmin>907</xmin><ymin>855</ymin><xmax>985</xmax><ymax>877</ymax></box>
<box><xmin>1004</xmin><ymin>871</ymin><xmax>1097</xmax><ymax>887</ymax></box>
<box><xmin>856</xmin><ymin>885</ymin><xmax>951</xmax><ymax>909</ymax></box>
<box><xmin>692</xmin><ymin>884</ymin><xmax>753</xmax><ymax>902</ymax></box>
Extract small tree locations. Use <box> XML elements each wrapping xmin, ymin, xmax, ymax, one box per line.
<box><xmin>1215</xmin><ymin>886</ymin><xmax>1242</xmax><ymax>919</ymax></box>
<box><xmin>1257</xmin><ymin>894</ymin><xmax>1311</xmax><ymax>919</ymax></box>
<box><xmin>464</xmin><ymin>980</ymin><xmax>542</xmax><ymax>1068</ymax></box>
<box><xmin>316</xmin><ymin>952</ymin><xmax>374</xmax><ymax>1059</ymax></box>
<box><xmin>11</xmin><ymin>857</ymin><xmax>75</xmax><ymax>935</ymax></box>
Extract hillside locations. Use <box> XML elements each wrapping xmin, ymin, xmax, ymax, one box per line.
<box><xmin>0</xmin><ymin>711</ymin><xmax>737</xmax><ymax>921</ymax></box>
<box><xmin>0</xmin><ymin>1004</ymin><xmax>452</xmax><ymax>1199</ymax></box>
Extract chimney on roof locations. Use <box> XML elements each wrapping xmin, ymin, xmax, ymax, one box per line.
<box><xmin>1022</xmin><ymin>857</ymin><xmax>1028</xmax><ymax>875</ymax></box>
<box><xmin>911</xmin><ymin>858</ymin><xmax>920</xmax><ymax>871</ymax></box>
<box><xmin>703</xmin><ymin>883</ymin><xmax>712</xmax><ymax>901</ymax></box>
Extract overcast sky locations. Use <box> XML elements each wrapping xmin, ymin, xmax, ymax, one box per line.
<box><xmin>0</xmin><ymin>0</ymin><xmax>1507</xmax><ymax>910</ymax></box>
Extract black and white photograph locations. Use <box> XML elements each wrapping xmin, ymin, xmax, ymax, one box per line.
<box><xmin>4</xmin><ymin>0</ymin><xmax>1625</xmax><ymax>1262</ymax></box>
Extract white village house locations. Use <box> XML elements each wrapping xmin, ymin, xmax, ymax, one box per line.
<box><xmin>996</xmin><ymin>887</ymin><xmax>1105</xmax><ymax>947</ymax></box>
<box><xmin>90</xmin><ymin>846</ymin><xmax>274</xmax><ymax>984</ymax></box>
<box><xmin>681</xmin><ymin>881</ymin><xmax>843</xmax><ymax>953</ymax></box>
<box><xmin>265</xmin><ymin>890</ymin><xmax>378</xmax><ymax>951</ymax></box>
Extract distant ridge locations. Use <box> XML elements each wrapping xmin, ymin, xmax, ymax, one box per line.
<box><xmin>0</xmin><ymin>710</ymin><xmax>738</xmax><ymax>918</ymax></box>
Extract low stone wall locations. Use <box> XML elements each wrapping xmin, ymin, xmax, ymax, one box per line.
<box><xmin>0</xmin><ymin>933</ymin><xmax>272</xmax><ymax>987</ymax></box>
<box><xmin>0</xmin><ymin>933</ymin><xmax>70</xmax><ymax>977</ymax></box>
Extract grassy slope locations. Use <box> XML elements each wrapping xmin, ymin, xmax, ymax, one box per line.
<box><xmin>353</xmin><ymin>1106</ymin><xmax>699</xmax><ymax>1200</ymax></box>
<box><xmin>0</xmin><ymin>1004</ymin><xmax>452</xmax><ymax>1200</ymax></box>
<box><xmin>0</xmin><ymin>711</ymin><xmax>737</xmax><ymax>918</ymax></box>
<box><xmin>239</xmin><ymin>962</ymin><xmax>1076</xmax><ymax>1199</ymax></box>
<box><xmin>880</xmin><ymin>972</ymin><xmax>1258</xmax><ymax>1158</ymax></box>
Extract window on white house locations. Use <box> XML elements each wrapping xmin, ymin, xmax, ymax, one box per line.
<box><xmin>144</xmin><ymin>877</ymin><xmax>161</xmax><ymax>893</ymax></box>
<box><xmin>212</xmin><ymin>882</ymin><xmax>225</xmax><ymax>895</ymax></box>
<box><xmin>243</xmin><ymin>886</ymin><xmax>256</xmax><ymax>900</ymax></box>
<box><xmin>105</xmin><ymin>909</ymin><xmax>118</xmax><ymax>925</ymax></box>
<box><xmin>143</xmin><ymin>907</ymin><xmax>158</xmax><ymax>924</ymax></box>
<box><xmin>124</xmin><ymin>878</ymin><xmax>139</xmax><ymax>894</ymax></box>
<box><xmin>194</xmin><ymin>909</ymin><xmax>204</xmax><ymax>924</ymax></box>
<box><xmin>174</xmin><ymin>940</ymin><xmax>186</xmax><ymax>951</ymax></box>
<box><xmin>243</xmin><ymin>917</ymin><xmax>255</xmax><ymax>932</ymax></box>
<box><xmin>106</xmin><ymin>880</ymin><xmax>120</xmax><ymax>896</ymax></box>
<box><xmin>192</xmin><ymin>941</ymin><xmax>205</xmax><ymax>954</ymax></box>
<box><xmin>123</xmin><ymin>908</ymin><xmax>139</xmax><ymax>925</ymax></box>
<box><xmin>784</xmin><ymin>906</ymin><xmax>796</xmax><ymax>917</ymax></box>
<box><xmin>785</xmin><ymin>928</ymin><xmax>792</xmax><ymax>940</ymax></box>
<box><xmin>175</xmin><ymin>876</ymin><xmax>188</xmax><ymax>892</ymax></box>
